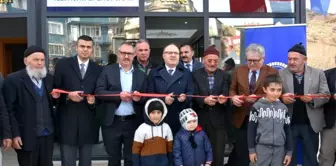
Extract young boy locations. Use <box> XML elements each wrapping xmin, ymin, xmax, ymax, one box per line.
<box><xmin>132</xmin><ymin>98</ymin><xmax>173</xmax><ymax>166</ymax></box>
<box><xmin>173</xmin><ymin>108</ymin><xmax>213</xmax><ymax>166</ymax></box>
<box><xmin>248</xmin><ymin>74</ymin><xmax>292</xmax><ymax>166</ymax></box>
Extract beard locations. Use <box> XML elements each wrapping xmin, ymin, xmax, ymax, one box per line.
<box><xmin>26</xmin><ymin>65</ymin><xmax>47</xmax><ymax>79</ymax></box>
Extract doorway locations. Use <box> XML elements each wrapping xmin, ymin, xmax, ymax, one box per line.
<box><xmin>145</xmin><ymin>17</ymin><xmax>204</xmax><ymax>64</ymax></box>
<box><xmin>0</xmin><ymin>17</ymin><xmax>27</xmax><ymax>77</ymax></box>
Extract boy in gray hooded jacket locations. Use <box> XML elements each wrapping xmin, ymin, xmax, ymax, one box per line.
<box><xmin>248</xmin><ymin>74</ymin><xmax>293</xmax><ymax>166</ymax></box>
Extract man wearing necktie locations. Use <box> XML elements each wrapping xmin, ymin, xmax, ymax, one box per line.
<box><xmin>3</xmin><ymin>46</ymin><xmax>56</xmax><ymax>166</ymax></box>
<box><xmin>52</xmin><ymin>35</ymin><xmax>102</xmax><ymax>166</ymax></box>
<box><xmin>179</xmin><ymin>44</ymin><xmax>204</xmax><ymax>72</ymax></box>
<box><xmin>147</xmin><ymin>43</ymin><xmax>194</xmax><ymax>135</ymax></box>
<box><xmin>229</xmin><ymin>43</ymin><xmax>278</xmax><ymax>166</ymax></box>
<box><xmin>192</xmin><ymin>46</ymin><xmax>230</xmax><ymax>166</ymax></box>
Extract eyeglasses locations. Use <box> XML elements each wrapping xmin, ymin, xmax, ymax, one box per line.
<box><xmin>119</xmin><ymin>51</ymin><xmax>134</xmax><ymax>57</ymax></box>
<box><xmin>164</xmin><ymin>51</ymin><xmax>179</xmax><ymax>55</ymax></box>
<box><xmin>246</xmin><ymin>58</ymin><xmax>262</xmax><ymax>64</ymax></box>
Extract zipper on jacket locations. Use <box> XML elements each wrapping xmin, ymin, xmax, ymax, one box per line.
<box><xmin>192</xmin><ymin>132</ymin><xmax>197</xmax><ymax>166</ymax></box>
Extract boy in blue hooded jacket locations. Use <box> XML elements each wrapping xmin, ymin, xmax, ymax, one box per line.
<box><xmin>173</xmin><ymin>108</ymin><xmax>213</xmax><ymax>166</ymax></box>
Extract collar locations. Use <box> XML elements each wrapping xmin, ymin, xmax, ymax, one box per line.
<box><xmin>77</xmin><ymin>56</ymin><xmax>89</xmax><ymax>66</ymax></box>
<box><xmin>119</xmin><ymin>64</ymin><xmax>134</xmax><ymax>73</ymax></box>
<box><xmin>165</xmin><ymin>64</ymin><xmax>176</xmax><ymax>71</ymax></box>
<box><xmin>184</xmin><ymin>60</ymin><xmax>193</xmax><ymax>66</ymax></box>
<box><xmin>249</xmin><ymin>69</ymin><xmax>260</xmax><ymax>74</ymax></box>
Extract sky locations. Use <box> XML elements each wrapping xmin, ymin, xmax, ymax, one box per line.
<box><xmin>306</xmin><ymin>0</ymin><xmax>336</xmax><ymax>14</ymax></box>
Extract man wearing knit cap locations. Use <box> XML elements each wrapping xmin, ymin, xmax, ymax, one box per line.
<box><xmin>192</xmin><ymin>45</ymin><xmax>230</xmax><ymax>166</ymax></box>
<box><xmin>279</xmin><ymin>43</ymin><xmax>330</xmax><ymax>166</ymax></box>
<box><xmin>3</xmin><ymin>45</ymin><xmax>56</xmax><ymax>166</ymax></box>
<box><xmin>229</xmin><ymin>43</ymin><xmax>278</xmax><ymax>166</ymax></box>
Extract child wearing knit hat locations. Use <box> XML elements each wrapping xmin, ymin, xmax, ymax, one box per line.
<box><xmin>132</xmin><ymin>98</ymin><xmax>173</xmax><ymax>166</ymax></box>
<box><xmin>173</xmin><ymin>108</ymin><xmax>213</xmax><ymax>166</ymax></box>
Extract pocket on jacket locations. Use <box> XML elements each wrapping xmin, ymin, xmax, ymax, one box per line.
<box><xmin>256</xmin><ymin>133</ymin><xmax>261</xmax><ymax>143</ymax></box>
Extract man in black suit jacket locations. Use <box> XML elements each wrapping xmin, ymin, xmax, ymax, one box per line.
<box><xmin>52</xmin><ymin>35</ymin><xmax>102</xmax><ymax>166</ymax></box>
<box><xmin>192</xmin><ymin>46</ymin><xmax>230</xmax><ymax>166</ymax></box>
<box><xmin>3</xmin><ymin>46</ymin><xmax>55</xmax><ymax>166</ymax></box>
<box><xmin>319</xmin><ymin>66</ymin><xmax>336</xmax><ymax>166</ymax></box>
<box><xmin>95</xmin><ymin>42</ymin><xmax>147</xmax><ymax>166</ymax></box>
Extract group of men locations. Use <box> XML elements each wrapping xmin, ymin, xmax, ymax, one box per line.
<box><xmin>0</xmin><ymin>34</ymin><xmax>334</xmax><ymax>166</ymax></box>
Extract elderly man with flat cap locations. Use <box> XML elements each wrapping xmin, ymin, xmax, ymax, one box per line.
<box><xmin>192</xmin><ymin>46</ymin><xmax>230</xmax><ymax>166</ymax></box>
<box><xmin>279</xmin><ymin>43</ymin><xmax>330</xmax><ymax>166</ymax></box>
<box><xmin>3</xmin><ymin>45</ymin><xmax>56</xmax><ymax>166</ymax></box>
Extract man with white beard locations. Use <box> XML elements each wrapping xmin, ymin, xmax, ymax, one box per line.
<box><xmin>3</xmin><ymin>45</ymin><xmax>56</xmax><ymax>166</ymax></box>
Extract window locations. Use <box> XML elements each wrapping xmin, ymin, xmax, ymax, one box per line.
<box><xmin>47</xmin><ymin>17</ymin><xmax>140</xmax><ymax>68</ymax></box>
<box><xmin>0</xmin><ymin>0</ymin><xmax>27</xmax><ymax>13</ymax></box>
<box><xmin>48</xmin><ymin>21</ymin><xmax>64</xmax><ymax>35</ymax></box>
<box><xmin>209</xmin><ymin>18</ymin><xmax>295</xmax><ymax>65</ymax></box>
<box><xmin>209</xmin><ymin>0</ymin><xmax>294</xmax><ymax>13</ymax></box>
<box><xmin>48</xmin><ymin>44</ymin><xmax>65</xmax><ymax>57</ymax></box>
<box><xmin>145</xmin><ymin>0</ymin><xmax>203</xmax><ymax>12</ymax></box>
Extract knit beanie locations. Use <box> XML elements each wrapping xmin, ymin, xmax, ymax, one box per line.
<box><xmin>204</xmin><ymin>46</ymin><xmax>219</xmax><ymax>57</ymax></box>
<box><xmin>288</xmin><ymin>43</ymin><xmax>306</xmax><ymax>56</ymax></box>
<box><xmin>225</xmin><ymin>58</ymin><xmax>236</xmax><ymax>68</ymax></box>
<box><xmin>179</xmin><ymin>108</ymin><xmax>198</xmax><ymax>131</ymax></box>
<box><xmin>147</xmin><ymin>100</ymin><xmax>164</xmax><ymax>115</ymax></box>
<box><xmin>24</xmin><ymin>45</ymin><xmax>46</xmax><ymax>58</ymax></box>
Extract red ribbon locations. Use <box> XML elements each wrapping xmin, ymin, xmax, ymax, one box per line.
<box><xmin>51</xmin><ymin>89</ymin><xmax>331</xmax><ymax>99</ymax></box>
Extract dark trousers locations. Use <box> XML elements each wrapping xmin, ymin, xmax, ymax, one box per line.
<box><xmin>290</xmin><ymin>124</ymin><xmax>319</xmax><ymax>166</ymax></box>
<box><xmin>60</xmin><ymin>144</ymin><xmax>92</xmax><ymax>166</ymax></box>
<box><xmin>232</xmin><ymin>117</ymin><xmax>249</xmax><ymax>166</ymax></box>
<box><xmin>16</xmin><ymin>135</ymin><xmax>54</xmax><ymax>166</ymax></box>
<box><xmin>203</xmin><ymin>123</ymin><xmax>226</xmax><ymax>166</ymax></box>
<box><xmin>102</xmin><ymin>117</ymin><xmax>137</xmax><ymax>166</ymax></box>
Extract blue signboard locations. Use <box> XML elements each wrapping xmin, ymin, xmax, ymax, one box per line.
<box><xmin>243</xmin><ymin>24</ymin><xmax>306</xmax><ymax>70</ymax></box>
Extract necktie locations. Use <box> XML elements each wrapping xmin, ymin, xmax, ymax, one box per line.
<box><xmin>80</xmin><ymin>63</ymin><xmax>86</xmax><ymax>78</ymax></box>
<box><xmin>186</xmin><ymin>64</ymin><xmax>191</xmax><ymax>72</ymax></box>
<box><xmin>168</xmin><ymin>69</ymin><xmax>174</xmax><ymax>76</ymax></box>
<box><xmin>249</xmin><ymin>71</ymin><xmax>257</xmax><ymax>93</ymax></box>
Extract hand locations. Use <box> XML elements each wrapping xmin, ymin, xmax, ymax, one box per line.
<box><xmin>120</xmin><ymin>91</ymin><xmax>132</xmax><ymax>102</ymax></box>
<box><xmin>249</xmin><ymin>153</ymin><xmax>257</xmax><ymax>164</ymax></box>
<box><xmin>87</xmin><ymin>95</ymin><xmax>95</xmax><ymax>105</ymax></box>
<box><xmin>12</xmin><ymin>137</ymin><xmax>22</xmax><ymax>150</ymax></box>
<box><xmin>246</xmin><ymin>94</ymin><xmax>258</xmax><ymax>103</ymax></box>
<box><xmin>165</xmin><ymin>93</ymin><xmax>174</xmax><ymax>105</ymax></box>
<box><xmin>300</xmin><ymin>94</ymin><xmax>313</xmax><ymax>103</ymax></box>
<box><xmin>132</xmin><ymin>91</ymin><xmax>141</xmax><ymax>102</ymax></box>
<box><xmin>218</xmin><ymin>95</ymin><xmax>228</xmax><ymax>104</ymax></box>
<box><xmin>177</xmin><ymin>94</ymin><xmax>186</xmax><ymax>102</ymax></box>
<box><xmin>282</xmin><ymin>93</ymin><xmax>296</xmax><ymax>104</ymax></box>
<box><xmin>232</xmin><ymin>95</ymin><xmax>244</xmax><ymax>107</ymax></box>
<box><xmin>51</xmin><ymin>92</ymin><xmax>60</xmax><ymax>99</ymax></box>
<box><xmin>334</xmin><ymin>94</ymin><xmax>336</xmax><ymax>100</ymax></box>
<box><xmin>283</xmin><ymin>155</ymin><xmax>291</xmax><ymax>166</ymax></box>
<box><xmin>204</xmin><ymin>163</ymin><xmax>211</xmax><ymax>166</ymax></box>
<box><xmin>204</xmin><ymin>95</ymin><xmax>217</xmax><ymax>106</ymax></box>
<box><xmin>2</xmin><ymin>138</ymin><xmax>12</xmax><ymax>151</ymax></box>
<box><xmin>68</xmin><ymin>91</ymin><xmax>83</xmax><ymax>102</ymax></box>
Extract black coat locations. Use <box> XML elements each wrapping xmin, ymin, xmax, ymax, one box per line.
<box><xmin>95</xmin><ymin>63</ymin><xmax>147</xmax><ymax>127</ymax></box>
<box><xmin>0</xmin><ymin>73</ymin><xmax>11</xmax><ymax>144</ymax></box>
<box><xmin>3</xmin><ymin>69</ymin><xmax>55</xmax><ymax>151</ymax></box>
<box><xmin>324</xmin><ymin>67</ymin><xmax>336</xmax><ymax>129</ymax></box>
<box><xmin>147</xmin><ymin>64</ymin><xmax>194</xmax><ymax>135</ymax></box>
<box><xmin>192</xmin><ymin>68</ymin><xmax>230</xmax><ymax>129</ymax></box>
<box><xmin>54</xmin><ymin>56</ymin><xmax>102</xmax><ymax>146</ymax></box>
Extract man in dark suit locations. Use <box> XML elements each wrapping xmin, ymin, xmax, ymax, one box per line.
<box><xmin>192</xmin><ymin>46</ymin><xmax>230</xmax><ymax>166</ymax></box>
<box><xmin>95</xmin><ymin>42</ymin><xmax>147</xmax><ymax>166</ymax></box>
<box><xmin>3</xmin><ymin>46</ymin><xmax>55</xmax><ymax>166</ymax></box>
<box><xmin>180</xmin><ymin>44</ymin><xmax>204</xmax><ymax>72</ymax></box>
<box><xmin>147</xmin><ymin>43</ymin><xmax>193</xmax><ymax>135</ymax></box>
<box><xmin>229</xmin><ymin>43</ymin><xmax>278</xmax><ymax>166</ymax></box>
<box><xmin>318</xmin><ymin>61</ymin><xmax>336</xmax><ymax>166</ymax></box>
<box><xmin>52</xmin><ymin>35</ymin><xmax>102</xmax><ymax>166</ymax></box>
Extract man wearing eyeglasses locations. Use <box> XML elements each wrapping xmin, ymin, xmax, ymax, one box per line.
<box><xmin>95</xmin><ymin>42</ymin><xmax>147</xmax><ymax>166</ymax></box>
<box><xmin>229</xmin><ymin>43</ymin><xmax>278</xmax><ymax>166</ymax></box>
<box><xmin>147</xmin><ymin>43</ymin><xmax>193</xmax><ymax>135</ymax></box>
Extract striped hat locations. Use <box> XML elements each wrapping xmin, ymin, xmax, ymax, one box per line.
<box><xmin>179</xmin><ymin>108</ymin><xmax>198</xmax><ymax>130</ymax></box>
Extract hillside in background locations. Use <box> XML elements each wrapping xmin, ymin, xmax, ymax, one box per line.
<box><xmin>307</xmin><ymin>9</ymin><xmax>336</xmax><ymax>69</ymax></box>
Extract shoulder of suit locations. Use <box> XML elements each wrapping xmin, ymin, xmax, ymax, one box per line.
<box><xmin>325</xmin><ymin>67</ymin><xmax>336</xmax><ymax>76</ymax></box>
<box><xmin>6</xmin><ymin>70</ymin><xmax>23</xmax><ymax>80</ymax></box>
